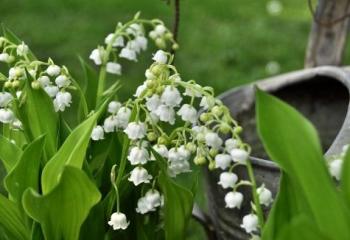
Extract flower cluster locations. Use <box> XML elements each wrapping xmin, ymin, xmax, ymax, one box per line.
<box><xmin>0</xmin><ymin>37</ymin><xmax>74</xmax><ymax>116</ymax></box>
<box><xmin>92</xmin><ymin>48</ymin><xmax>269</xmax><ymax>236</ymax></box>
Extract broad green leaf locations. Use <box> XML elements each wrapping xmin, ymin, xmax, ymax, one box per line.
<box><xmin>5</xmin><ymin>135</ymin><xmax>45</xmax><ymax>203</ymax></box>
<box><xmin>23</xmin><ymin>166</ymin><xmax>101</xmax><ymax>240</ymax></box>
<box><xmin>152</xmin><ymin>150</ymin><xmax>194</xmax><ymax>240</ymax></box>
<box><xmin>18</xmin><ymin>70</ymin><xmax>58</xmax><ymax>161</ymax></box>
<box><xmin>41</xmin><ymin>109</ymin><xmax>101</xmax><ymax>194</ymax></box>
<box><xmin>256</xmin><ymin>89</ymin><xmax>350</xmax><ymax>239</ymax></box>
<box><xmin>0</xmin><ymin>194</ymin><xmax>30</xmax><ymax>240</ymax></box>
<box><xmin>0</xmin><ymin>134</ymin><xmax>22</xmax><ymax>172</ymax></box>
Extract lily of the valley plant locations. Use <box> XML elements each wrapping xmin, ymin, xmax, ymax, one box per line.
<box><xmin>0</xmin><ymin>13</ymin><xmax>272</xmax><ymax>240</ymax></box>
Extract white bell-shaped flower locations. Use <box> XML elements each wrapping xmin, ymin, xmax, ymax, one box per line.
<box><xmin>145</xmin><ymin>189</ymin><xmax>162</xmax><ymax>208</ymax></box>
<box><xmin>0</xmin><ymin>92</ymin><xmax>13</xmax><ymax>107</ymax></box>
<box><xmin>218</xmin><ymin>172</ymin><xmax>238</xmax><ymax>189</ymax></box>
<box><xmin>37</xmin><ymin>76</ymin><xmax>51</xmax><ymax>87</ymax></box>
<box><xmin>200</xmin><ymin>96</ymin><xmax>215</xmax><ymax>110</ymax></box>
<box><xmin>257</xmin><ymin>185</ymin><xmax>273</xmax><ymax>206</ymax></box>
<box><xmin>105</xmin><ymin>34</ymin><xmax>124</xmax><ymax>47</ymax></box>
<box><xmin>135</xmin><ymin>36</ymin><xmax>148</xmax><ymax>51</ymax></box>
<box><xmin>119</xmin><ymin>47</ymin><xmax>137</xmax><ymax>62</ymax></box>
<box><xmin>128</xmin><ymin>146</ymin><xmax>149</xmax><ymax>165</ymax></box>
<box><xmin>0</xmin><ymin>53</ymin><xmax>10</xmax><ymax>63</ymax></box>
<box><xmin>53</xmin><ymin>92</ymin><xmax>72</xmax><ymax>112</ymax></box>
<box><xmin>161</xmin><ymin>86</ymin><xmax>182</xmax><ymax>107</ymax></box>
<box><xmin>225</xmin><ymin>191</ymin><xmax>243</xmax><ymax>209</ymax></box>
<box><xmin>240</xmin><ymin>214</ymin><xmax>259</xmax><ymax>234</ymax></box>
<box><xmin>55</xmin><ymin>75</ymin><xmax>70</xmax><ymax>88</ymax></box>
<box><xmin>115</xmin><ymin>107</ymin><xmax>131</xmax><ymax>129</ymax></box>
<box><xmin>168</xmin><ymin>160</ymin><xmax>191</xmax><ymax>177</ymax></box>
<box><xmin>12</xmin><ymin>119</ymin><xmax>22</xmax><ymax>129</ymax></box>
<box><xmin>91</xmin><ymin>125</ymin><xmax>104</xmax><ymax>141</ymax></box>
<box><xmin>154</xmin><ymin>105</ymin><xmax>175</xmax><ymax>125</ymax></box>
<box><xmin>153</xmin><ymin>144</ymin><xmax>168</xmax><ymax>158</ymax></box>
<box><xmin>16</xmin><ymin>42</ymin><xmax>29</xmax><ymax>56</ymax></box>
<box><xmin>205</xmin><ymin>132</ymin><xmax>223</xmax><ymax>149</ymax></box>
<box><xmin>136</xmin><ymin>197</ymin><xmax>153</xmax><ymax>214</ymax></box>
<box><xmin>124</xmin><ymin>122</ymin><xmax>146</xmax><ymax>140</ymax></box>
<box><xmin>46</xmin><ymin>65</ymin><xmax>61</xmax><ymax>76</ymax></box>
<box><xmin>168</xmin><ymin>148</ymin><xmax>181</xmax><ymax>162</ymax></box>
<box><xmin>108</xmin><ymin>212</ymin><xmax>129</xmax><ymax>230</ymax></box>
<box><xmin>134</xmin><ymin>83</ymin><xmax>147</xmax><ymax>97</ymax></box>
<box><xmin>145</xmin><ymin>69</ymin><xmax>156</xmax><ymax>80</ymax></box>
<box><xmin>177</xmin><ymin>145</ymin><xmax>191</xmax><ymax>161</ymax></box>
<box><xmin>329</xmin><ymin>159</ymin><xmax>343</xmax><ymax>181</ymax></box>
<box><xmin>215</xmin><ymin>154</ymin><xmax>232</xmax><ymax>170</ymax></box>
<box><xmin>106</xmin><ymin>62</ymin><xmax>122</xmax><ymax>75</ymax></box>
<box><xmin>225</xmin><ymin>138</ymin><xmax>239</xmax><ymax>152</ymax></box>
<box><xmin>154</xmin><ymin>25</ymin><xmax>167</xmax><ymax>36</ymax></box>
<box><xmin>44</xmin><ymin>86</ymin><xmax>59</xmax><ymax>98</ymax></box>
<box><xmin>108</xmin><ymin>101</ymin><xmax>121</xmax><ymax>114</ymax></box>
<box><xmin>0</xmin><ymin>109</ymin><xmax>15</xmax><ymax>124</ymax></box>
<box><xmin>89</xmin><ymin>48</ymin><xmax>104</xmax><ymax>65</ymax></box>
<box><xmin>103</xmin><ymin>116</ymin><xmax>118</xmax><ymax>133</ymax></box>
<box><xmin>152</xmin><ymin>50</ymin><xmax>168</xmax><ymax>64</ymax></box>
<box><xmin>230</xmin><ymin>148</ymin><xmax>249</xmax><ymax>163</ymax></box>
<box><xmin>177</xmin><ymin>104</ymin><xmax>197</xmax><ymax>124</ymax></box>
<box><xmin>128</xmin><ymin>166</ymin><xmax>152</xmax><ymax>186</ymax></box>
<box><xmin>126</xmin><ymin>23</ymin><xmax>143</xmax><ymax>36</ymax></box>
<box><xmin>146</xmin><ymin>95</ymin><xmax>161</xmax><ymax>112</ymax></box>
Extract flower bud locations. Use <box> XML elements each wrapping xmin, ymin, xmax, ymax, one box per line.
<box><xmin>199</xmin><ymin>113</ymin><xmax>211</xmax><ymax>122</ymax></box>
<box><xmin>209</xmin><ymin>148</ymin><xmax>218</xmax><ymax>157</ymax></box>
<box><xmin>234</xmin><ymin>126</ymin><xmax>243</xmax><ymax>134</ymax></box>
<box><xmin>151</xmin><ymin>65</ymin><xmax>164</xmax><ymax>76</ymax></box>
<box><xmin>12</xmin><ymin>80</ymin><xmax>21</xmax><ymax>88</ymax></box>
<box><xmin>155</xmin><ymin>38</ymin><xmax>166</xmax><ymax>49</ymax></box>
<box><xmin>147</xmin><ymin>132</ymin><xmax>157</xmax><ymax>142</ymax></box>
<box><xmin>165</xmin><ymin>32</ymin><xmax>173</xmax><ymax>39</ymax></box>
<box><xmin>208</xmin><ymin>161</ymin><xmax>216</xmax><ymax>170</ymax></box>
<box><xmin>156</xmin><ymin>85</ymin><xmax>165</xmax><ymax>95</ymax></box>
<box><xmin>186</xmin><ymin>142</ymin><xmax>197</xmax><ymax>153</ymax></box>
<box><xmin>4</xmin><ymin>81</ymin><xmax>12</xmax><ymax>89</ymax></box>
<box><xmin>172</xmin><ymin>43</ymin><xmax>179</xmax><ymax>50</ymax></box>
<box><xmin>211</xmin><ymin>106</ymin><xmax>223</xmax><ymax>116</ymax></box>
<box><xmin>146</xmin><ymin>79</ymin><xmax>156</xmax><ymax>89</ymax></box>
<box><xmin>158</xmin><ymin>135</ymin><xmax>168</xmax><ymax>145</ymax></box>
<box><xmin>194</xmin><ymin>156</ymin><xmax>206</xmax><ymax>165</ymax></box>
<box><xmin>219</xmin><ymin>123</ymin><xmax>231</xmax><ymax>134</ymax></box>
<box><xmin>31</xmin><ymin>81</ymin><xmax>41</xmax><ymax>90</ymax></box>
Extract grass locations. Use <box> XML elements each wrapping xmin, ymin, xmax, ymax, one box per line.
<box><xmin>1</xmin><ymin>0</ymin><xmax>316</xmax><ymax>239</ymax></box>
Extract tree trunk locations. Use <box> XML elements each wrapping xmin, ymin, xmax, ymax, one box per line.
<box><xmin>305</xmin><ymin>0</ymin><xmax>350</xmax><ymax>67</ymax></box>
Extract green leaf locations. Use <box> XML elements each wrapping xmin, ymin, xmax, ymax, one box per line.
<box><xmin>78</xmin><ymin>57</ymin><xmax>98</xmax><ymax>110</ymax></box>
<box><xmin>256</xmin><ymin>89</ymin><xmax>350</xmax><ymax>239</ymax></box>
<box><xmin>18</xmin><ymin>70</ymin><xmax>58</xmax><ymax>161</ymax></box>
<box><xmin>23</xmin><ymin>166</ymin><xmax>101</xmax><ymax>240</ymax></box>
<box><xmin>0</xmin><ymin>194</ymin><xmax>30</xmax><ymax>240</ymax></box>
<box><xmin>152</xmin><ymin>149</ymin><xmax>194</xmax><ymax>240</ymax></box>
<box><xmin>41</xmin><ymin>109</ymin><xmax>101</xmax><ymax>194</ymax></box>
<box><xmin>0</xmin><ymin>135</ymin><xmax>22</xmax><ymax>172</ymax></box>
<box><xmin>341</xmin><ymin>148</ymin><xmax>350</xmax><ymax>205</ymax></box>
<box><xmin>5</xmin><ymin>135</ymin><xmax>45</xmax><ymax>203</ymax></box>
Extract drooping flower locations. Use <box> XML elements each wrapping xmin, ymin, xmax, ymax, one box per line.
<box><xmin>0</xmin><ymin>92</ymin><xmax>13</xmax><ymax>107</ymax></box>
<box><xmin>44</xmin><ymin>86</ymin><xmax>59</xmax><ymax>98</ymax></box>
<box><xmin>0</xmin><ymin>53</ymin><xmax>10</xmax><ymax>63</ymax></box>
<box><xmin>108</xmin><ymin>101</ymin><xmax>122</xmax><ymax>114</ymax></box>
<box><xmin>16</xmin><ymin>42</ymin><xmax>29</xmax><ymax>56</ymax></box>
<box><xmin>240</xmin><ymin>214</ymin><xmax>259</xmax><ymax>234</ymax></box>
<box><xmin>146</xmin><ymin>95</ymin><xmax>161</xmax><ymax>112</ymax></box>
<box><xmin>152</xmin><ymin>144</ymin><xmax>168</xmax><ymax>158</ymax></box>
<box><xmin>225</xmin><ymin>138</ymin><xmax>239</xmax><ymax>152</ymax></box>
<box><xmin>225</xmin><ymin>191</ymin><xmax>243</xmax><ymax>209</ymax></box>
<box><xmin>124</xmin><ymin>122</ymin><xmax>147</xmax><ymax>140</ymax></box>
<box><xmin>105</xmin><ymin>34</ymin><xmax>124</xmax><ymax>47</ymax></box>
<box><xmin>145</xmin><ymin>189</ymin><xmax>162</xmax><ymax>208</ymax></box>
<box><xmin>115</xmin><ymin>107</ymin><xmax>131</xmax><ymax>129</ymax></box>
<box><xmin>135</xmin><ymin>36</ymin><xmax>148</xmax><ymax>51</ymax></box>
<box><xmin>127</xmin><ymin>146</ymin><xmax>149</xmax><ymax>165</ymax></box>
<box><xmin>329</xmin><ymin>159</ymin><xmax>343</xmax><ymax>181</ymax></box>
<box><xmin>160</xmin><ymin>86</ymin><xmax>182</xmax><ymax>107</ymax></box>
<box><xmin>89</xmin><ymin>48</ymin><xmax>105</xmax><ymax>65</ymax></box>
<box><xmin>154</xmin><ymin>105</ymin><xmax>175</xmax><ymax>125</ymax></box>
<box><xmin>46</xmin><ymin>65</ymin><xmax>61</xmax><ymax>76</ymax></box>
<box><xmin>55</xmin><ymin>75</ymin><xmax>70</xmax><ymax>88</ymax></box>
<box><xmin>200</xmin><ymin>96</ymin><xmax>215</xmax><ymax>110</ymax></box>
<box><xmin>128</xmin><ymin>166</ymin><xmax>152</xmax><ymax>186</ymax></box>
<box><xmin>218</xmin><ymin>172</ymin><xmax>238</xmax><ymax>189</ymax></box>
<box><xmin>53</xmin><ymin>92</ymin><xmax>72</xmax><ymax>112</ymax></box>
<box><xmin>106</xmin><ymin>62</ymin><xmax>122</xmax><ymax>75</ymax></box>
<box><xmin>119</xmin><ymin>47</ymin><xmax>137</xmax><ymax>62</ymax></box>
<box><xmin>37</xmin><ymin>76</ymin><xmax>51</xmax><ymax>87</ymax></box>
<box><xmin>103</xmin><ymin>116</ymin><xmax>118</xmax><ymax>133</ymax></box>
<box><xmin>152</xmin><ymin>50</ymin><xmax>168</xmax><ymax>64</ymax></box>
<box><xmin>91</xmin><ymin>125</ymin><xmax>104</xmax><ymax>141</ymax></box>
<box><xmin>0</xmin><ymin>109</ymin><xmax>15</xmax><ymax>124</ymax></box>
<box><xmin>134</xmin><ymin>83</ymin><xmax>147</xmax><ymax>97</ymax></box>
<box><xmin>177</xmin><ymin>104</ymin><xmax>197</xmax><ymax>124</ymax></box>
<box><xmin>230</xmin><ymin>149</ymin><xmax>249</xmax><ymax>164</ymax></box>
<box><xmin>168</xmin><ymin>160</ymin><xmax>191</xmax><ymax>177</ymax></box>
<box><xmin>136</xmin><ymin>197</ymin><xmax>153</xmax><ymax>214</ymax></box>
<box><xmin>215</xmin><ymin>154</ymin><xmax>232</xmax><ymax>170</ymax></box>
<box><xmin>257</xmin><ymin>185</ymin><xmax>273</xmax><ymax>206</ymax></box>
<box><xmin>205</xmin><ymin>132</ymin><xmax>223</xmax><ymax>149</ymax></box>
<box><xmin>108</xmin><ymin>212</ymin><xmax>129</xmax><ymax>230</ymax></box>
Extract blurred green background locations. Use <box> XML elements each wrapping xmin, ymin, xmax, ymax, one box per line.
<box><xmin>1</xmin><ymin>0</ymin><xmax>316</xmax><ymax>238</ymax></box>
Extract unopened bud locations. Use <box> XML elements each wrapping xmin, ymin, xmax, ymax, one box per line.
<box><xmin>209</xmin><ymin>148</ymin><xmax>218</xmax><ymax>157</ymax></box>
<box><xmin>147</xmin><ymin>132</ymin><xmax>157</xmax><ymax>142</ymax></box>
<box><xmin>219</xmin><ymin>123</ymin><xmax>231</xmax><ymax>134</ymax></box>
<box><xmin>155</xmin><ymin>38</ymin><xmax>166</xmax><ymax>49</ymax></box>
<box><xmin>12</xmin><ymin>80</ymin><xmax>20</xmax><ymax>88</ymax></box>
<box><xmin>208</xmin><ymin>161</ymin><xmax>216</xmax><ymax>170</ymax></box>
<box><xmin>4</xmin><ymin>81</ymin><xmax>12</xmax><ymax>89</ymax></box>
<box><xmin>233</xmin><ymin>126</ymin><xmax>243</xmax><ymax>134</ymax></box>
<box><xmin>212</xmin><ymin>106</ymin><xmax>223</xmax><ymax>117</ymax></box>
<box><xmin>199</xmin><ymin>113</ymin><xmax>211</xmax><ymax>122</ymax></box>
<box><xmin>186</xmin><ymin>142</ymin><xmax>197</xmax><ymax>153</ymax></box>
<box><xmin>194</xmin><ymin>156</ymin><xmax>206</xmax><ymax>165</ymax></box>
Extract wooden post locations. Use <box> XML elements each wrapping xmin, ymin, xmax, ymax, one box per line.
<box><xmin>305</xmin><ymin>0</ymin><xmax>350</xmax><ymax>68</ymax></box>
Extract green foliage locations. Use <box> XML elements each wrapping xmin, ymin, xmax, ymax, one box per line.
<box><xmin>23</xmin><ymin>166</ymin><xmax>101</xmax><ymax>240</ymax></box>
<box><xmin>256</xmin><ymin>89</ymin><xmax>350</xmax><ymax>240</ymax></box>
<box><xmin>0</xmin><ymin>135</ymin><xmax>22</xmax><ymax>172</ymax></box>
